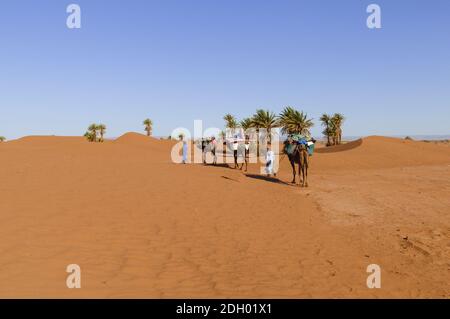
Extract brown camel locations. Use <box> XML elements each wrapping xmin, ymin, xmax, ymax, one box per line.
<box><xmin>285</xmin><ymin>141</ymin><xmax>309</xmax><ymax>187</ymax></box>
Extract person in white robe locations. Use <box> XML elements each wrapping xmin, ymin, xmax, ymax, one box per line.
<box><xmin>265</xmin><ymin>144</ymin><xmax>275</xmax><ymax>176</ymax></box>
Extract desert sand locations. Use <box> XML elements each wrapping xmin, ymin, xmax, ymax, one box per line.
<box><xmin>0</xmin><ymin>133</ymin><xmax>449</xmax><ymax>298</ymax></box>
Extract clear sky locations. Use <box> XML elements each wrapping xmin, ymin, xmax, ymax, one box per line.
<box><xmin>1</xmin><ymin>0</ymin><xmax>449</xmax><ymax>139</ymax></box>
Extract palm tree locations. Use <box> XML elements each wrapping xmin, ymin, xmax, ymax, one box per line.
<box><xmin>143</xmin><ymin>118</ymin><xmax>153</xmax><ymax>136</ymax></box>
<box><xmin>87</xmin><ymin>123</ymin><xmax>98</xmax><ymax>142</ymax></box>
<box><xmin>97</xmin><ymin>124</ymin><xmax>106</xmax><ymax>142</ymax></box>
<box><xmin>240</xmin><ymin>117</ymin><xmax>253</xmax><ymax>132</ymax></box>
<box><xmin>320</xmin><ymin>114</ymin><xmax>332</xmax><ymax>146</ymax></box>
<box><xmin>84</xmin><ymin>131</ymin><xmax>96</xmax><ymax>142</ymax></box>
<box><xmin>331</xmin><ymin>113</ymin><xmax>345</xmax><ymax>145</ymax></box>
<box><xmin>251</xmin><ymin>109</ymin><xmax>278</xmax><ymax>143</ymax></box>
<box><xmin>223</xmin><ymin>114</ymin><xmax>238</xmax><ymax>137</ymax></box>
<box><xmin>322</xmin><ymin>125</ymin><xmax>336</xmax><ymax>146</ymax></box>
<box><xmin>0</xmin><ymin>136</ymin><xmax>6</xmax><ymax>142</ymax></box>
<box><xmin>278</xmin><ymin>106</ymin><xmax>314</xmax><ymax>136</ymax></box>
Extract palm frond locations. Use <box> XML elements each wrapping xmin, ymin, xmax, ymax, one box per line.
<box><xmin>278</xmin><ymin>106</ymin><xmax>314</xmax><ymax>135</ymax></box>
<box><xmin>223</xmin><ymin>114</ymin><xmax>238</xmax><ymax>129</ymax></box>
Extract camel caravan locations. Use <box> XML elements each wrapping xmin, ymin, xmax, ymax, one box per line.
<box><xmin>191</xmin><ymin>107</ymin><xmax>345</xmax><ymax>188</ymax></box>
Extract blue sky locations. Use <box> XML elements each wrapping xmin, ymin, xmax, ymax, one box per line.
<box><xmin>0</xmin><ymin>0</ymin><xmax>449</xmax><ymax>139</ymax></box>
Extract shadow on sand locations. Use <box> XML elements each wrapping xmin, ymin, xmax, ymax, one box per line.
<box><xmin>245</xmin><ymin>174</ymin><xmax>292</xmax><ymax>186</ymax></box>
<box><xmin>202</xmin><ymin>163</ymin><xmax>295</xmax><ymax>186</ymax></box>
<box><xmin>221</xmin><ymin>176</ymin><xmax>239</xmax><ymax>182</ymax></box>
<box><xmin>204</xmin><ymin>163</ymin><xmax>231</xmax><ymax>169</ymax></box>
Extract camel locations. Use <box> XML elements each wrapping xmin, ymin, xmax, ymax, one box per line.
<box><xmin>285</xmin><ymin>140</ymin><xmax>309</xmax><ymax>187</ymax></box>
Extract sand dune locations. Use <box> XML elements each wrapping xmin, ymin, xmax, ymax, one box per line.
<box><xmin>0</xmin><ymin>134</ymin><xmax>448</xmax><ymax>298</ymax></box>
<box><xmin>5</xmin><ymin>135</ymin><xmax>87</xmax><ymax>146</ymax></box>
<box><xmin>114</xmin><ymin>132</ymin><xmax>178</xmax><ymax>154</ymax></box>
<box><xmin>311</xmin><ymin>136</ymin><xmax>450</xmax><ymax>171</ymax></box>
<box><xmin>315</xmin><ymin>138</ymin><xmax>363</xmax><ymax>153</ymax></box>
<box><xmin>114</xmin><ymin>132</ymin><xmax>159</xmax><ymax>145</ymax></box>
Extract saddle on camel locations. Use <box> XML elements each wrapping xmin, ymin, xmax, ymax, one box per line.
<box><xmin>283</xmin><ymin>134</ymin><xmax>315</xmax><ymax>187</ymax></box>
